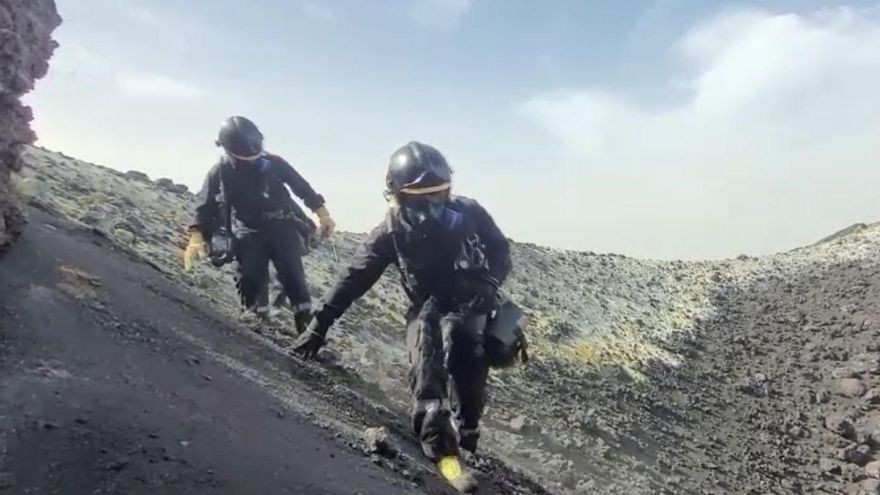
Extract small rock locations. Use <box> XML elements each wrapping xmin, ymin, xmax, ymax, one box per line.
<box><xmin>510</xmin><ymin>415</ymin><xmax>527</xmax><ymax>433</ymax></box>
<box><xmin>868</xmin><ymin>431</ymin><xmax>880</xmax><ymax>450</ymax></box>
<box><xmin>155</xmin><ymin>178</ymin><xmax>175</xmax><ymax>189</ymax></box>
<box><xmin>105</xmin><ymin>459</ymin><xmax>129</xmax><ymax>472</ymax></box>
<box><xmin>821</xmin><ymin>457</ymin><xmax>843</xmax><ymax>475</ymax></box>
<box><xmin>839</xmin><ymin>379</ymin><xmax>867</xmax><ymax>398</ymax></box>
<box><xmin>74</xmin><ymin>417</ymin><xmax>89</xmax><ymax>425</ymax></box>
<box><xmin>788</xmin><ymin>426</ymin><xmax>804</xmax><ymax>439</ymax></box>
<box><xmin>816</xmin><ymin>390</ymin><xmax>831</xmax><ymax>404</ymax></box>
<box><xmin>362</xmin><ymin>427</ymin><xmax>398</xmax><ymax>459</ymax></box>
<box><xmin>833</xmin><ymin>367</ymin><xmax>860</xmax><ymax>379</ymax></box>
<box><xmin>839</xmin><ymin>444</ymin><xmax>872</xmax><ymax>466</ymax></box>
<box><xmin>867</xmin><ymin>460</ymin><xmax>880</xmax><ymax>479</ymax></box>
<box><xmin>0</xmin><ymin>473</ymin><xmax>14</xmax><ymax>489</ymax></box>
<box><xmin>826</xmin><ymin>413</ymin><xmax>857</xmax><ymax>440</ymax></box>
<box><xmin>37</xmin><ymin>420</ymin><xmax>59</xmax><ymax>431</ymax></box>
<box><xmin>111</xmin><ymin>227</ymin><xmax>136</xmax><ymax>245</ymax></box>
<box><xmin>865</xmin><ymin>389</ymin><xmax>880</xmax><ymax>404</ymax></box>
<box><xmin>124</xmin><ymin>170</ymin><xmax>151</xmax><ymax>183</ymax></box>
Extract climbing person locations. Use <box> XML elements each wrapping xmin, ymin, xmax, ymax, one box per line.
<box><xmin>183</xmin><ymin>116</ymin><xmax>335</xmax><ymax>333</ymax></box>
<box><xmin>292</xmin><ymin>141</ymin><xmax>526</xmax><ymax>493</ymax></box>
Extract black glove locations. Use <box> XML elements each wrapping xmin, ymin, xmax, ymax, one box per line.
<box><xmin>292</xmin><ymin>317</ymin><xmax>330</xmax><ymax>359</ymax></box>
<box><xmin>469</xmin><ymin>278</ymin><xmax>500</xmax><ymax>314</ymax></box>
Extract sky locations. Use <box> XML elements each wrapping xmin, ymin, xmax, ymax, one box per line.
<box><xmin>24</xmin><ymin>0</ymin><xmax>880</xmax><ymax>260</ymax></box>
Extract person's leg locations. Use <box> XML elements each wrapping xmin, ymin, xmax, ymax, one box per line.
<box><xmin>266</xmin><ymin>220</ymin><xmax>311</xmax><ymax>333</ymax></box>
<box><xmin>406</xmin><ymin>300</ymin><xmax>459</xmax><ymax>461</ymax></box>
<box><xmin>444</xmin><ymin>312</ymin><xmax>489</xmax><ymax>454</ymax></box>
<box><xmin>252</xmin><ymin>266</ymin><xmax>271</xmax><ymax>319</ymax></box>
<box><xmin>234</xmin><ymin>231</ymin><xmax>270</xmax><ymax>311</ymax></box>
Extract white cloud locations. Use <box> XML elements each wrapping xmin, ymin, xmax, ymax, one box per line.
<box><xmin>411</xmin><ymin>0</ymin><xmax>474</xmax><ymax>30</ymax></box>
<box><xmin>109</xmin><ymin>0</ymin><xmax>163</xmax><ymax>26</ymax></box>
<box><xmin>303</xmin><ymin>1</ymin><xmax>336</xmax><ymax>21</ymax></box>
<box><xmin>116</xmin><ymin>73</ymin><xmax>205</xmax><ymax>100</ymax></box>
<box><xmin>519</xmin><ymin>7</ymin><xmax>880</xmax><ymax>259</ymax></box>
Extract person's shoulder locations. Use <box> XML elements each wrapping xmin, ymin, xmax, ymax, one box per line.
<box><xmin>207</xmin><ymin>157</ymin><xmax>226</xmax><ymax>175</ymax></box>
<box><xmin>449</xmin><ymin>194</ymin><xmax>485</xmax><ymax>212</ymax></box>
<box><xmin>263</xmin><ymin>152</ymin><xmax>290</xmax><ymax>166</ymax></box>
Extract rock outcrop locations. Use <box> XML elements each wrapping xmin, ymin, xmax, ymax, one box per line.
<box><xmin>0</xmin><ymin>0</ymin><xmax>60</xmax><ymax>250</ymax></box>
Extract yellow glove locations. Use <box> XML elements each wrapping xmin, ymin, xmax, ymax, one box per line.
<box><xmin>183</xmin><ymin>230</ymin><xmax>206</xmax><ymax>271</ymax></box>
<box><xmin>314</xmin><ymin>205</ymin><xmax>336</xmax><ymax>238</ymax></box>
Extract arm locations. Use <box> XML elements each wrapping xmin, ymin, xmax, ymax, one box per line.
<box><xmin>314</xmin><ymin>221</ymin><xmax>396</xmax><ymax>325</ymax></box>
<box><xmin>268</xmin><ymin>154</ymin><xmax>326</xmax><ymax>211</ymax></box>
<box><xmin>472</xmin><ymin>202</ymin><xmax>512</xmax><ymax>284</ymax></box>
<box><xmin>189</xmin><ymin>163</ymin><xmax>222</xmax><ymax>238</ymax></box>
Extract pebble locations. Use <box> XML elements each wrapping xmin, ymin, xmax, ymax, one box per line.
<box><xmin>362</xmin><ymin>427</ymin><xmax>398</xmax><ymax>459</ymax></box>
<box><xmin>510</xmin><ymin>415</ymin><xmax>527</xmax><ymax>433</ymax></box>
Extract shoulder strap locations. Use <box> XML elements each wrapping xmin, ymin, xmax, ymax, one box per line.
<box><xmin>217</xmin><ymin>158</ymin><xmax>234</xmax><ymax>233</ymax></box>
<box><xmin>386</xmin><ymin>209</ymin><xmax>417</xmax><ymax>301</ymax></box>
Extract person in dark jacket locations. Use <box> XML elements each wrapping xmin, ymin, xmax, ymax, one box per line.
<box><xmin>184</xmin><ymin>116</ymin><xmax>335</xmax><ymax>333</ymax></box>
<box><xmin>292</xmin><ymin>141</ymin><xmax>511</xmax><ymax>493</ymax></box>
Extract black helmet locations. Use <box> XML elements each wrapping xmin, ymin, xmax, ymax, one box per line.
<box><xmin>385</xmin><ymin>141</ymin><xmax>452</xmax><ymax>197</ymax></box>
<box><xmin>216</xmin><ymin>116</ymin><xmax>264</xmax><ymax>160</ymax></box>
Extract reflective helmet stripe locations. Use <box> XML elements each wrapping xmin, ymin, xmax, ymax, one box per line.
<box><xmin>227</xmin><ymin>150</ymin><xmax>265</xmax><ymax>162</ymax></box>
<box><xmin>399</xmin><ymin>182</ymin><xmax>451</xmax><ymax>195</ymax></box>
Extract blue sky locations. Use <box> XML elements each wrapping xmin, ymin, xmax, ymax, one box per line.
<box><xmin>27</xmin><ymin>0</ymin><xmax>880</xmax><ymax>259</ymax></box>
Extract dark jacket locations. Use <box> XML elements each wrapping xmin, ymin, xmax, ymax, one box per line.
<box><xmin>190</xmin><ymin>153</ymin><xmax>325</xmax><ymax>237</ymax></box>
<box><xmin>315</xmin><ymin>196</ymin><xmax>511</xmax><ymax>324</ymax></box>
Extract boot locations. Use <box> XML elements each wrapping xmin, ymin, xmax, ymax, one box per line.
<box><xmin>294</xmin><ymin>311</ymin><xmax>312</xmax><ymax>335</ymax></box>
<box><xmin>437</xmin><ymin>456</ymin><xmax>478</xmax><ymax>493</ymax></box>
<box><xmin>459</xmin><ymin>427</ymin><xmax>480</xmax><ymax>454</ymax></box>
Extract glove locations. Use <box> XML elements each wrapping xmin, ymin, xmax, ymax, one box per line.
<box><xmin>183</xmin><ymin>230</ymin><xmax>207</xmax><ymax>271</ymax></box>
<box><xmin>469</xmin><ymin>278</ymin><xmax>499</xmax><ymax>314</ymax></box>
<box><xmin>314</xmin><ymin>205</ymin><xmax>336</xmax><ymax>239</ymax></box>
<box><xmin>291</xmin><ymin>317</ymin><xmax>331</xmax><ymax>359</ymax></box>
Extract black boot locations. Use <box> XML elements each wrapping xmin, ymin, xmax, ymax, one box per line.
<box><xmin>294</xmin><ymin>311</ymin><xmax>312</xmax><ymax>335</ymax></box>
<box><xmin>459</xmin><ymin>427</ymin><xmax>480</xmax><ymax>454</ymax></box>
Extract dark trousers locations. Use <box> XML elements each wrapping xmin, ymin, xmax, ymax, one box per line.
<box><xmin>406</xmin><ymin>297</ymin><xmax>489</xmax><ymax>460</ymax></box>
<box><xmin>234</xmin><ymin>219</ymin><xmax>310</xmax><ymax>317</ymax></box>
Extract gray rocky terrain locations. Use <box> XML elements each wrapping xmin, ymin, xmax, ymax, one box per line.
<box><xmin>10</xmin><ymin>145</ymin><xmax>880</xmax><ymax>494</ymax></box>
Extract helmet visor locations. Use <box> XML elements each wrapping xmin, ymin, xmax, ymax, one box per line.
<box><xmin>224</xmin><ymin>130</ymin><xmax>263</xmax><ymax>160</ymax></box>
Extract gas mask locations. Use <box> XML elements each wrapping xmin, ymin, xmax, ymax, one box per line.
<box><xmin>399</xmin><ymin>191</ymin><xmax>450</xmax><ymax>229</ymax></box>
